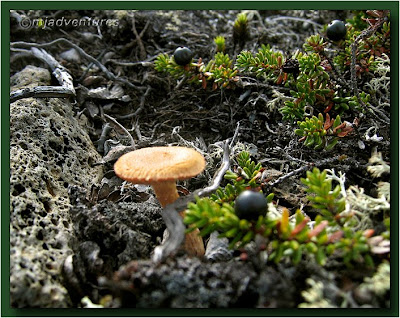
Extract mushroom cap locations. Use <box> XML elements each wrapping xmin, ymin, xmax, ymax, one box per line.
<box><xmin>114</xmin><ymin>146</ymin><xmax>206</xmax><ymax>183</ymax></box>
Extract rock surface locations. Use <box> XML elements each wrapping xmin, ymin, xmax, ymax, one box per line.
<box><xmin>62</xmin><ymin>186</ymin><xmax>165</xmax><ymax>305</ymax></box>
<box><xmin>108</xmin><ymin>255</ymin><xmax>300</xmax><ymax>308</ymax></box>
<box><xmin>9</xmin><ymin>66</ymin><xmax>103</xmax><ymax>307</ymax></box>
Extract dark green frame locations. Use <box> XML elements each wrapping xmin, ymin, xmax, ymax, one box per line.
<box><xmin>2</xmin><ymin>2</ymin><xmax>398</xmax><ymax>317</ymax></box>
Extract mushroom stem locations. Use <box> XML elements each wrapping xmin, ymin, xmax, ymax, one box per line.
<box><xmin>178</xmin><ymin>211</ymin><xmax>205</xmax><ymax>257</ymax></box>
<box><xmin>152</xmin><ymin>181</ymin><xmax>179</xmax><ymax>208</ymax></box>
<box><xmin>151</xmin><ymin>181</ymin><xmax>205</xmax><ymax>257</ymax></box>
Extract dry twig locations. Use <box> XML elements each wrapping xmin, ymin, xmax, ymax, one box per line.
<box><xmin>10</xmin><ymin>47</ymin><xmax>75</xmax><ymax>103</ymax></box>
<box><xmin>103</xmin><ymin>113</ymin><xmax>136</xmax><ymax>148</ymax></box>
<box><xmin>116</xmin><ymin>86</ymin><xmax>152</xmax><ymax>119</ymax></box>
<box><xmin>11</xmin><ymin>38</ymin><xmax>144</xmax><ymax>91</ymax></box>
<box><xmin>131</xmin><ymin>14</ymin><xmax>150</xmax><ymax>61</ymax></box>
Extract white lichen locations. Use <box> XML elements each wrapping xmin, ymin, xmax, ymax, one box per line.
<box><xmin>155</xmin><ymin>11</ymin><xmax>182</xmax><ymax>31</ymax></box>
<box><xmin>80</xmin><ymin>296</ymin><xmax>104</xmax><ymax>308</ymax></box>
<box><xmin>357</xmin><ymin>261</ymin><xmax>390</xmax><ymax>297</ymax></box>
<box><xmin>323</xmin><ymin>151</ymin><xmax>390</xmax><ymax>232</ymax></box>
<box><xmin>298</xmin><ymin>278</ymin><xmax>337</xmax><ymax>308</ymax></box>
<box><xmin>265</xmin><ymin>89</ymin><xmax>293</xmax><ymax>112</ymax></box>
<box><xmin>367</xmin><ymin>148</ymin><xmax>390</xmax><ymax>178</ymax></box>
<box><xmin>377</xmin><ymin>181</ymin><xmax>390</xmax><ymax>202</ymax></box>
<box><xmin>347</xmin><ymin>185</ymin><xmax>390</xmax><ymax>213</ymax></box>
<box><xmin>207</xmin><ymin>141</ymin><xmax>258</xmax><ymax>163</ymax></box>
<box><xmin>365</xmin><ymin>53</ymin><xmax>390</xmax><ymax>107</ymax></box>
<box><xmin>266</xmin><ymin>201</ymin><xmax>282</xmax><ymax>220</ymax></box>
<box><xmin>325</xmin><ymin>169</ymin><xmax>352</xmax><ymax>217</ymax></box>
<box><xmin>364</xmin><ymin>127</ymin><xmax>384</xmax><ymax>143</ymax></box>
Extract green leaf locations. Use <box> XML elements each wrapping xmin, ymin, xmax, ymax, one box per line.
<box><xmin>326</xmin><ymin>244</ymin><xmax>336</xmax><ymax>255</ymax></box>
<box><xmin>183</xmin><ymin>215</ymin><xmax>200</xmax><ymax>225</ymax></box>
<box><xmin>314</xmin><ymin>135</ymin><xmax>323</xmax><ymax>149</ymax></box>
<box><xmin>187</xmin><ymin>201</ymin><xmax>201</xmax><ymax>212</ymax></box>
<box><xmin>199</xmin><ymin>224</ymin><xmax>218</xmax><ymax>237</ymax></box>
<box><xmin>292</xmin><ymin>246</ymin><xmax>303</xmax><ymax>264</ymax></box>
<box><xmin>354</xmin><ymin>243</ymin><xmax>369</xmax><ymax>254</ymax></box>
<box><xmin>273</xmin><ymin>243</ymin><xmax>285</xmax><ymax>263</ymax></box>
<box><xmin>290</xmin><ymin>240</ymin><xmax>300</xmax><ymax>250</ymax></box>
<box><xmin>317</xmin><ymin>233</ymin><xmax>328</xmax><ymax>245</ymax></box>
<box><xmin>266</xmin><ymin>193</ymin><xmax>275</xmax><ymax>203</ymax></box>
<box><xmin>193</xmin><ymin>218</ymin><xmax>209</xmax><ymax>229</ymax></box>
<box><xmin>224</xmin><ymin>170</ymin><xmax>239</xmax><ymax>180</ymax></box>
<box><xmin>333</xmin><ymin>115</ymin><xmax>341</xmax><ymax>128</ymax></box>
<box><xmin>228</xmin><ymin>232</ymin><xmax>244</xmax><ymax>249</ymax></box>
<box><xmin>185</xmin><ymin>226</ymin><xmax>197</xmax><ymax>234</ymax></box>
<box><xmin>306</xmin><ymin>242</ymin><xmax>318</xmax><ymax>254</ymax></box>
<box><xmin>241</xmin><ymin>231</ymin><xmax>255</xmax><ymax>244</ymax></box>
<box><xmin>325</xmin><ymin>137</ymin><xmax>339</xmax><ymax>151</ymax></box>
<box><xmin>304</xmin><ymin>135</ymin><xmax>315</xmax><ymax>147</ymax></box>
<box><xmin>315</xmin><ymin>247</ymin><xmax>327</xmax><ymax>265</ymax></box>
<box><xmin>364</xmin><ymin>254</ymin><xmax>375</xmax><ymax>268</ymax></box>
<box><xmin>331</xmin><ymin>185</ymin><xmax>341</xmax><ymax>198</ymax></box>
<box><xmin>239</xmin><ymin>219</ymin><xmax>251</xmax><ymax>231</ymax></box>
<box><xmin>222</xmin><ymin>227</ymin><xmax>239</xmax><ymax>238</ymax></box>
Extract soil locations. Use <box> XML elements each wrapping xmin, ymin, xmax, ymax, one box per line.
<box><xmin>9</xmin><ymin>9</ymin><xmax>391</xmax><ymax>309</ymax></box>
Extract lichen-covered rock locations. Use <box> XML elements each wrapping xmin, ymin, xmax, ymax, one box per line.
<box><xmin>110</xmin><ymin>256</ymin><xmax>258</xmax><ymax>308</ymax></box>
<box><xmin>68</xmin><ymin>186</ymin><xmax>164</xmax><ymax>265</ymax></box>
<box><xmin>10</xmin><ymin>65</ymin><xmax>51</xmax><ymax>90</ymax></box>
<box><xmin>10</xmin><ymin>66</ymin><xmax>103</xmax><ymax>307</ymax></box>
<box><xmin>105</xmin><ymin>255</ymin><xmax>302</xmax><ymax>308</ymax></box>
<box><xmin>62</xmin><ymin>186</ymin><xmax>164</xmax><ymax>305</ymax></box>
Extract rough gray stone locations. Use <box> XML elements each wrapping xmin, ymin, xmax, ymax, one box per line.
<box><xmin>10</xmin><ymin>65</ymin><xmax>51</xmax><ymax>90</ymax></box>
<box><xmin>10</xmin><ymin>66</ymin><xmax>103</xmax><ymax>307</ymax></box>
<box><xmin>105</xmin><ymin>254</ymin><xmax>308</xmax><ymax>308</ymax></box>
<box><xmin>204</xmin><ymin>231</ymin><xmax>233</xmax><ymax>262</ymax></box>
<box><xmin>62</xmin><ymin>186</ymin><xmax>164</xmax><ymax>304</ymax></box>
<box><xmin>68</xmin><ymin>186</ymin><xmax>164</xmax><ymax>266</ymax></box>
<box><xmin>110</xmin><ymin>256</ymin><xmax>259</xmax><ymax>308</ymax></box>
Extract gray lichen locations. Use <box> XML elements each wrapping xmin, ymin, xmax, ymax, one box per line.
<box><xmin>357</xmin><ymin>261</ymin><xmax>390</xmax><ymax>297</ymax></box>
<box><xmin>298</xmin><ymin>278</ymin><xmax>337</xmax><ymax>308</ymax></box>
<box><xmin>367</xmin><ymin>148</ymin><xmax>390</xmax><ymax>178</ymax></box>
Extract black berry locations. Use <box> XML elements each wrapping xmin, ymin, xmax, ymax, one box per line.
<box><xmin>326</xmin><ymin>20</ymin><xmax>347</xmax><ymax>41</ymax></box>
<box><xmin>234</xmin><ymin>190</ymin><xmax>268</xmax><ymax>221</ymax></box>
<box><xmin>173</xmin><ymin>47</ymin><xmax>194</xmax><ymax>66</ymax></box>
<box><xmin>282</xmin><ymin>59</ymin><xmax>299</xmax><ymax>74</ymax></box>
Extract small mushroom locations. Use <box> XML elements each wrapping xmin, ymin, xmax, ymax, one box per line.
<box><xmin>114</xmin><ymin>146</ymin><xmax>206</xmax><ymax>256</ymax></box>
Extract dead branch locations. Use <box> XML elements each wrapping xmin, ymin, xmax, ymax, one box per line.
<box><xmin>116</xmin><ymin>86</ymin><xmax>152</xmax><ymax>120</ymax></box>
<box><xmin>131</xmin><ymin>14</ymin><xmax>149</xmax><ymax>61</ymax></box>
<box><xmin>11</xmin><ymin>38</ymin><xmax>144</xmax><ymax>91</ymax></box>
<box><xmin>10</xmin><ymin>47</ymin><xmax>75</xmax><ymax>103</ymax></box>
<box><xmin>10</xmin><ymin>86</ymin><xmax>75</xmax><ymax>103</ymax></box>
<box><xmin>103</xmin><ymin>113</ymin><xmax>136</xmax><ymax>148</ymax></box>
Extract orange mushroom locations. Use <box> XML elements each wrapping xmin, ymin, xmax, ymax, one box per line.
<box><xmin>114</xmin><ymin>146</ymin><xmax>206</xmax><ymax>256</ymax></box>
